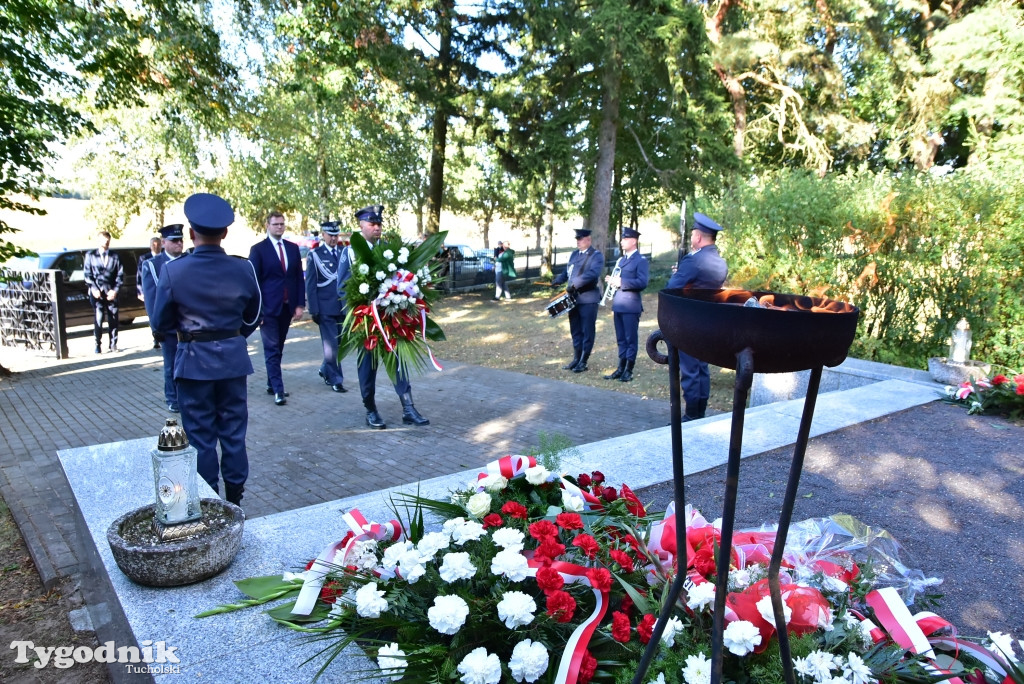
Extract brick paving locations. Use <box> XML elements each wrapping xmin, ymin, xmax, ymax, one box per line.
<box><xmin>0</xmin><ymin>320</ymin><xmax>669</xmax><ymax>589</ymax></box>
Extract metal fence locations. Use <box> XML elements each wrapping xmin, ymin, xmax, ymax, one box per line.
<box><xmin>0</xmin><ymin>268</ymin><xmax>69</xmax><ymax>359</ymax></box>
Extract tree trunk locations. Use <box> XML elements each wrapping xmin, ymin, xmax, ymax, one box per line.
<box><xmin>588</xmin><ymin>45</ymin><xmax>622</xmax><ymax>261</ymax></box>
<box><xmin>715</xmin><ymin>66</ymin><xmax>747</xmax><ymax>159</ymax></box>
<box><xmin>543</xmin><ymin>167</ymin><xmax>557</xmax><ymax>277</ymax></box>
<box><xmin>425</xmin><ymin>2</ymin><xmax>454</xmax><ymax>235</ymax></box>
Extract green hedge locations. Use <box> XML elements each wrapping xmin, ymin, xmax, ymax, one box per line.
<box><xmin>703</xmin><ymin>165</ymin><xmax>1024</xmax><ymax>371</ymax></box>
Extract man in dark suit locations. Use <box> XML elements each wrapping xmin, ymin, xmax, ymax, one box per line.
<box><xmin>666</xmin><ymin>212</ymin><xmax>729</xmax><ymax>421</ymax></box>
<box><xmin>83</xmin><ymin>230</ymin><xmax>123</xmax><ymax>354</ymax></box>
<box><xmin>337</xmin><ymin>204</ymin><xmax>429</xmax><ymax>429</ymax></box>
<box><xmin>305</xmin><ymin>220</ymin><xmax>346</xmax><ymax>393</ymax></box>
<box><xmin>248</xmin><ymin>211</ymin><xmax>306</xmax><ymax>406</ymax></box>
<box><xmin>552</xmin><ymin>228</ymin><xmax>605</xmax><ymax>373</ymax></box>
<box><xmin>141</xmin><ymin>224</ymin><xmax>187</xmax><ymax>412</ymax></box>
<box><xmin>137</xmin><ymin>236</ymin><xmax>162</xmax><ymax>349</ymax></box>
<box><xmin>604</xmin><ymin>227</ymin><xmax>650</xmax><ymax>383</ymax></box>
<box><xmin>152</xmin><ymin>193</ymin><xmax>262</xmax><ymax>505</ymax></box>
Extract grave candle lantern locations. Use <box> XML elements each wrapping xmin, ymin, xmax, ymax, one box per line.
<box><xmin>151</xmin><ymin>418</ymin><xmax>201</xmax><ymax>526</ymax></box>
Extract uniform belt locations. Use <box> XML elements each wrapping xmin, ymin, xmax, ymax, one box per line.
<box><xmin>177</xmin><ymin>329</ymin><xmax>241</xmax><ymax>343</ymax></box>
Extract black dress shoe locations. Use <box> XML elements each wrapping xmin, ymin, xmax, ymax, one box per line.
<box><xmin>561</xmin><ymin>359</ymin><xmax>580</xmax><ymax>371</ymax></box>
<box><xmin>266</xmin><ymin>387</ymin><xmax>289</xmax><ymax>397</ymax></box>
<box><xmin>318</xmin><ymin>370</ymin><xmax>331</xmax><ymax>385</ymax></box>
<box><xmin>274</xmin><ymin>392</ymin><xmax>287</xmax><ymax>406</ymax></box>
<box><xmin>366</xmin><ymin>410</ymin><xmax>386</xmax><ymax>429</ymax></box>
<box><xmin>332</xmin><ymin>383</ymin><xmax>347</xmax><ymax>393</ymax></box>
<box><xmin>153</xmin><ymin>342</ymin><xmax>161</xmax><ymax>349</ymax></box>
<box><xmin>572</xmin><ymin>362</ymin><xmax>588</xmax><ymax>373</ymax></box>
<box><xmin>95</xmin><ymin>345</ymin><xmax>101</xmax><ymax>354</ymax></box>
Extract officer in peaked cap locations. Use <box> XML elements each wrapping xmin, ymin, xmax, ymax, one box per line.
<box><xmin>151</xmin><ymin>193</ymin><xmax>263</xmax><ymax>506</ymax></box>
<box><xmin>551</xmin><ymin>228</ymin><xmax>605</xmax><ymax>373</ymax></box>
<box><xmin>666</xmin><ymin>211</ymin><xmax>729</xmax><ymax>421</ymax></box>
<box><xmin>604</xmin><ymin>226</ymin><xmax>649</xmax><ymax>383</ymax></box>
<box><xmin>141</xmin><ymin>223</ymin><xmax>188</xmax><ymax>411</ymax></box>
<box><xmin>336</xmin><ymin>203</ymin><xmax>430</xmax><ymax>430</ymax></box>
<box><xmin>305</xmin><ymin>220</ymin><xmax>347</xmax><ymax>393</ymax></box>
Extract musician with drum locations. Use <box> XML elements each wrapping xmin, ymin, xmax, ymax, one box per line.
<box><xmin>602</xmin><ymin>227</ymin><xmax>649</xmax><ymax>382</ymax></box>
<box><xmin>551</xmin><ymin>228</ymin><xmax>605</xmax><ymax>373</ymax></box>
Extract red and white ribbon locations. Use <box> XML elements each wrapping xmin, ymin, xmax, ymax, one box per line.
<box><xmin>477</xmin><ymin>454</ymin><xmax>537</xmax><ymax>485</ymax></box>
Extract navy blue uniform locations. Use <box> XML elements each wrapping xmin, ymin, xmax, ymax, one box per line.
<box><xmin>141</xmin><ymin>251</ymin><xmax>185</xmax><ymax>409</ymax></box>
<box><xmin>305</xmin><ymin>243</ymin><xmax>345</xmax><ymax>385</ymax></box>
<box><xmin>552</xmin><ymin>246</ymin><xmax>605</xmax><ymax>364</ymax></box>
<box><xmin>151</xmin><ymin>245</ymin><xmax>262</xmax><ymax>495</ymax></box>
<box><xmin>609</xmin><ymin>251</ymin><xmax>650</xmax><ymax>362</ymax></box>
<box><xmin>666</xmin><ymin>244</ymin><xmax>728</xmax><ymax>412</ymax></box>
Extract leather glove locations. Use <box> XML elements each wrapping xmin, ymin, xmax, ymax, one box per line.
<box><xmin>567</xmin><ymin>284</ymin><xmax>578</xmax><ymax>297</ymax></box>
<box><xmin>311</xmin><ymin>313</ymin><xmax>321</xmax><ymax>325</ymax></box>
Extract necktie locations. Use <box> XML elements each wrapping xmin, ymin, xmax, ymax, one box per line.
<box><xmin>277</xmin><ymin>241</ymin><xmax>289</xmax><ymax>304</ymax></box>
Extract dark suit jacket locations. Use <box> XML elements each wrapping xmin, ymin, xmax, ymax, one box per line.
<box><xmin>83</xmin><ymin>249</ymin><xmax>123</xmax><ymax>298</ymax></box>
<box><xmin>248</xmin><ymin>237</ymin><xmax>305</xmax><ymax>318</ymax></box>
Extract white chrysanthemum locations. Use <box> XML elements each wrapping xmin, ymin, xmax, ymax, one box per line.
<box><xmin>660</xmin><ymin>616</ymin><xmax>684</xmax><ymax>647</ymax></box>
<box><xmin>843</xmin><ymin>652</ymin><xmax>873</xmax><ymax>684</ymax></box>
<box><xmin>439</xmin><ymin>552</ymin><xmax>477</xmax><ymax>583</ymax></box>
<box><xmin>428</xmin><ymin>594</ymin><xmax>469</xmax><ymax>635</ymax></box>
<box><xmin>358</xmin><ymin>263</ymin><xmax>370</xmax><ymax>275</ymax></box>
<box><xmin>381</xmin><ymin>540</ymin><xmax>415</xmax><ymax>570</ymax></box>
<box><xmin>416</xmin><ymin>531</ymin><xmax>450</xmax><ymax>559</ymax></box>
<box><xmin>805</xmin><ymin>650</ymin><xmax>839</xmax><ymax>680</ymax></box>
<box><xmin>648</xmin><ymin>675</ymin><xmax>666</xmax><ymax>684</ymax></box>
<box><xmin>561</xmin><ymin>489</ymin><xmax>585</xmax><ymax>512</ymax></box>
<box><xmin>282</xmin><ymin>570</ymin><xmax>309</xmax><ymax>583</ymax></box>
<box><xmin>466</xmin><ymin>492</ymin><xmax>492</xmax><ymax>518</ymax></box>
<box><xmin>457</xmin><ymin>647</ymin><xmax>502</xmax><ymax>684</ymax></box>
<box><xmin>377</xmin><ymin>642</ymin><xmax>407</xmax><ymax>682</ymax></box>
<box><xmin>376</xmin><ymin>270</ymin><xmax>387</xmax><ymax>280</ymax></box>
<box><xmin>337</xmin><ymin>539</ymin><xmax>379</xmax><ymax>571</ymax></box>
<box><xmin>442</xmin><ymin>516</ymin><xmax>467</xmax><ymax>538</ymax></box>
<box><xmin>358</xmin><ymin>283</ymin><xmax>370</xmax><ymax>294</ymax></box>
<box><xmin>383</xmin><ymin>249</ymin><xmax>394</xmax><ymax>259</ymax></box>
<box><xmin>728</xmin><ymin>567</ymin><xmax>752</xmax><ymax>590</ymax></box>
<box><xmin>403</xmin><ymin>562</ymin><xmax>426</xmax><ymax>583</ymax></box>
<box><xmin>686</xmin><ymin>581</ymin><xmax>716</xmax><ymax>612</ymax></box>
<box><xmin>450</xmin><ymin>520</ymin><xmax>486</xmax><ymax>546</ymax></box>
<box><xmin>524</xmin><ymin>465</ymin><xmax>550</xmax><ymax>485</ymax></box>
<box><xmin>722</xmin><ymin>620</ymin><xmax>762</xmax><ymax>656</ymax></box>
<box><xmin>509</xmin><ymin>639</ymin><xmax>548</xmax><ymax>682</ymax></box>
<box><xmin>497</xmin><ymin>591</ymin><xmax>537</xmax><ymax>629</ymax></box>
<box><xmin>355</xmin><ymin>581</ymin><xmax>388</xmax><ymax>618</ymax></box>
<box><xmin>387</xmin><ymin>262</ymin><xmax>397</xmax><ymax>272</ymax></box>
<box><xmin>398</xmin><ymin>253</ymin><xmax>408</xmax><ymax>265</ymax></box>
<box><xmin>756</xmin><ymin>594</ymin><xmax>792</xmax><ymax>627</ymax></box>
<box><xmin>491</xmin><ymin>548</ymin><xmax>530</xmax><ymax>581</ymax></box>
<box><xmin>491</xmin><ymin>527</ymin><xmax>525</xmax><ymax>551</ymax></box>
<box><xmin>682</xmin><ymin>652</ymin><xmax>712</xmax><ymax>684</ymax></box>
<box><xmin>477</xmin><ymin>474</ymin><xmax>509</xmax><ymax>492</ymax></box>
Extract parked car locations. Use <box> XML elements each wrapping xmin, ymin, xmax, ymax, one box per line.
<box><xmin>5</xmin><ymin>247</ymin><xmax>150</xmax><ymax>327</ymax></box>
<box><xmin>436</xmin><ymin>244</ymin><xmax>495</xmax><ymax>291</ymax></box>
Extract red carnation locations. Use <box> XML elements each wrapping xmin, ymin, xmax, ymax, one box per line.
<box><xmin>572</xmin><ymin>534</ymin><xmax>600</xmax><ymax>558</ymax></box>
<box><xmin>320</xmin><ymin>579</ymin><xmax>343</xmax><ymax>604</ymax></box>
<box><xmin>535</xmin><ymin>537</ymin><xmax>566</xmax><ymax>562</ymax></box>
<box><xmin>577</xmin><ymin>473</ymin><xmax>592</xmax><ymax>487</ymax></box>
<box><xmin>610</xmin><ymin>548</ymin><xmax>634</xmax><ymax>571</ymax></box>
<box><xmin>529</xmin><ymin>520</ymin><xmax>558</xmax><ymax>540</ymax></box>
<box><xmin>611</xmin><ymin>611</ymin><xmax>632</xmax><ymax>642</ymax></box>
<box><xmin>620</xmin><ymin>483</ymin><xmax>647</xmax><ymax>517</ymax></box>
<box><xmin>585</xmin><ymin>567</ymin><xmax>612</xmax><ymax>592</ymax></box>
<box><xmin>482</xmin><ymin>513</ymin><xmax>504</xmax><ymax>529</ymax></box>
<box><xmin>622</xmin><ymin>533</ymin><xmax>643</xmax><ymax>553</ymax></box>
<box><xmin>992</xmin><ymin>374</ymin><xmax>1009</xmax><ymax>385</ymax></box>
<box><xmin>536</xmin><ymin>566</ymin><xmax>565</xmax><ymax>592</ymax></box>
<box><xmin>578</xmin><ymin>651</ymin><xmax>598</xmax><ymax>684</ymax></box>
<box><xmin>546</xmin><ymin>590</ymin><xmax>577</xmax><ymax>623</ymax></box>
<box><xmin>620</xmin><ymin>595</ymin><xmax>634</xmax><ymax>615</ymax></box>
<box><xmin>602</xmin><ymin>486</ymin><xmax>618</xmax><ymax>502</ymax></box>
<box><xmin>556</xmin><ymin>512</ymin><xmax>584</xmax><ymax>530</ymax></box>
<box><xmin>638</xmin><ymin>613</ymin><xmax>657</xmax><ymax>644</ymax></box>
<box><xmin>501</xmin><ymin>501</ymin><xmax>528</xmax><ymax>520</ymax></box>
<box><xmin>591</xmin><ymin>470</ymin><xmax>605</xmax><ymax>484</ymax></box>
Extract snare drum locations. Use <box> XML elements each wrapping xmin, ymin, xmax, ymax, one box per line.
<box><xmin>545</xmin><ymin>290</ymin><xmax>577</xmax><ymax>318</ymax></box>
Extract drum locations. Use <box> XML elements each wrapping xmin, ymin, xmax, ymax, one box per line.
<box><xmin>545</xmin><ymin>290</ymin><xmax>577</xmax><ymax>318</ymax></box>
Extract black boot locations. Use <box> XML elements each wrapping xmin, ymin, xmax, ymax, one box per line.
<box><xmin>573</xmin><ymin>353</ymin><xmax>590</xmax><ymax>373</ymax></box>
<box><xmin>682</xmin><ymin>402</ymin><xmax>700</xmax><ymax>422</ymax></box>
<box><xmin>400</xmin><ymin>392</ymin><xmax>430</xmax><ymax>426</ymax></box>
<box><xmin>604</xmin><ymin>359</ymin><xmax>626</xmax><ymax>380</ymax></box>
<box><xmin>619</xmin><ymin>359</ymin><xmax>635</xmax><ymax>382</ymax></box>
<box><xmin>364</xmin><ymin>395</ymin><xmax>386</xmax><ymax>429</ymax></box>
<box><xmin>695</xmin><ymin>398</ymin><xmax>708</xmax><ymax>418</ymax></box>
<box><xmin>562</xmin><ymin>350</ymin><xmax>582</xmax><ymax>371</ymax></box>
<box><xmin>224</xmin><ymin>483</ymin><xmax>244</xmax><ymax>507</ymax></box>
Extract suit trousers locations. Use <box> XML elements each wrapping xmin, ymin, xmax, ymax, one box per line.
<box><xmin>678</xmin><ymin>349</ymin><xmax>710</xmax><ymax>408</ymax></box>
<box><xmin>92</xmin><ymin>298</ymin><xmax>119</xmax><ymax>348</ymax></box>
<box><xmin>317</xmin><ymin>315</ymin><xmax>344</xmax><ymax>384</ymax></box>
<box><xmin>260</xmin><ymin>307</ymin><xmax>293</xmax><ymax>393</ymax></box>
<box><xmin>613</xmin><ymin>312</ymin><xmax>641</xmax><ymax>361</ymax></box>
<box><xmin>568</xmin><ymin>301</ymin><xmax>599</xmax><ymax>357</ymax></box>
<box><xmin>161</xmin><ymin>332</ymin><xmax>179</xmax><ymax>406</ymax></box>
<box><xmin>176</xmin><ymin>376</ymin><xmax>249</xmax><ymax>492</ymax></box>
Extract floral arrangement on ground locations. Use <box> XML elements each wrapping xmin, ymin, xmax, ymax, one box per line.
<box><xmin>945</xmin><ymin>371</ymin><xmax>1024</xmax><ymax>420</ymax></box>
<box><xmin>339</xmin><ymin>230</ymin><xmax>447</xmax><ymax>382</ymax></box>
<box><xmin>200</xmin><ymin>451</ymin><xmax>1024</xmax><ymax>684</ymax></box>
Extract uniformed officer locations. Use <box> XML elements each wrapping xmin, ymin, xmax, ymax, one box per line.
<box><xmin>305</xmin><ymin>220</ymin><xmax>347</xmax><ymax>393</ymax></box>
<box><xmin>151</xmin><ymin>193</ymin><xmax>262</xmax><ymax>505</ymax></box>
<box><xmin>665</xmin><ymin>212</ymin><xmax>729</xmax><ymax>421</ymax></box>
<box><xmin>552</xmin><ymin>228</ymin><xmax>605</xmax><ymax>373</ymax></box>
<box><xmin>337</xmin><ymin>204</ymin><xmax>429</xmax><ymax>430</ymax></box>
<box><xmin>141</xmin><ymin>223</ymin><xmax>187</xmax><ymax>411</ymax></box>
<box><xmin>603</xmin><ymin>227</ymin><xmax>650</xmax><ymax>383</ymax></box>
<box><xmin>137</xmin><ymin>236</ymin><xmax>162</xmax><ymax>349</ymax></box>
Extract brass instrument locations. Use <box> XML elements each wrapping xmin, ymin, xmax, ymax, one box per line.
<box><xmin>600</xmin><ymin>262</ymin><xmax>622</xmax><ymax>306</ymax></box>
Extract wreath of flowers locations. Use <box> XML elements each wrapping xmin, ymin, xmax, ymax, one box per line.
<box><xmin>946</xmin><ymin>371</ymin><xmax>1024</xmax><ymax>419</ymax></box>
<box><xmin>339</xmin><ymin>231</ymin><xmax>447</xmax><ymax>382</ymax></box>
<box><xmin>200</xmin><ymin>456</ymin><xmax>1024</xmax><ymax>684</ymax></box>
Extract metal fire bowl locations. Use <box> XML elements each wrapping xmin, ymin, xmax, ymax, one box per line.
<box><xmin>657</xmin><ymin>288</ymin><xmax>860</xmax><ymax>373</ymax></box>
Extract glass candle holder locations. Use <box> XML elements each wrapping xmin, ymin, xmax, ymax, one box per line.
<box><xmin>151</xmin><ymin>419</ymin><xmax>202</xmax><ymax>525</ymax></box>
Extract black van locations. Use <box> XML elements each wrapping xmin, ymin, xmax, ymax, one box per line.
<box><xmin>6</xmin><ymin>247</ymin><xmax>150</xmax><ymax>327</ymax></box>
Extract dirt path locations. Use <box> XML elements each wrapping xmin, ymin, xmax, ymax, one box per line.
<box><xmin>635</xmin><ymin>401</ymin><xmax>1024</xmax><ymax>636</ymax></box>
